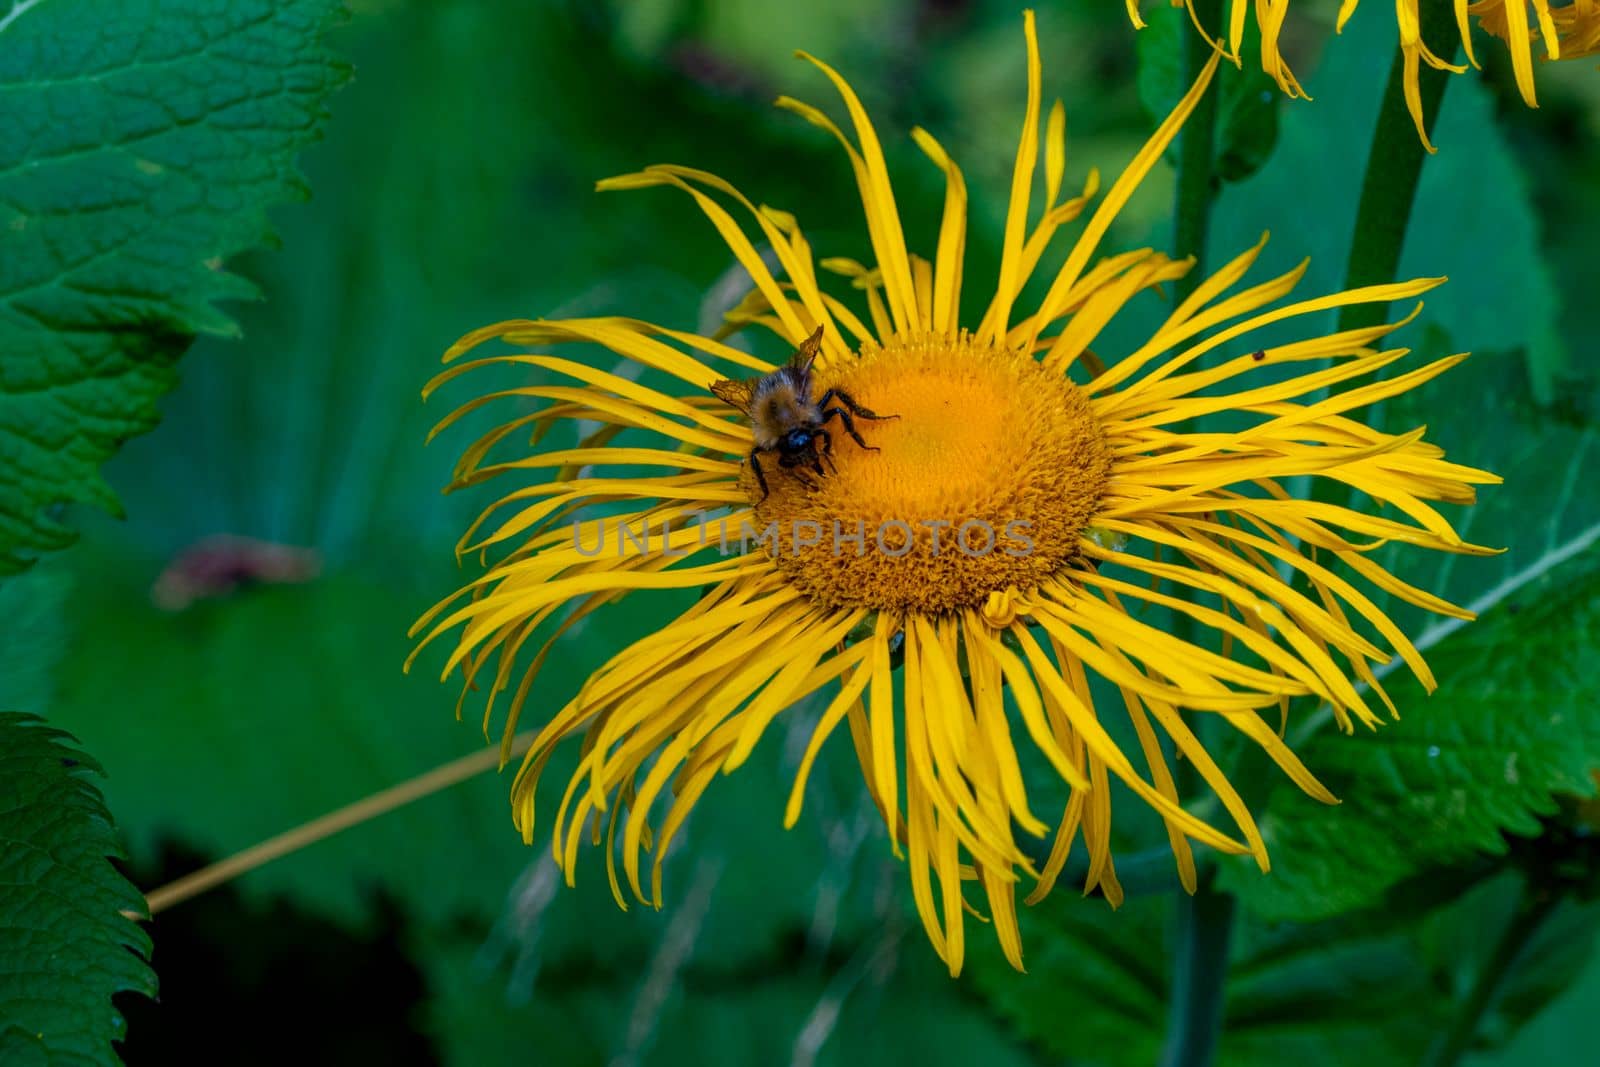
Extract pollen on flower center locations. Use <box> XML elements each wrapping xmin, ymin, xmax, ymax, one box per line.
<box><xmin>745</xmin><ymin>333</ymin><xmax>1110</xmax><ymax>614</ymax></box>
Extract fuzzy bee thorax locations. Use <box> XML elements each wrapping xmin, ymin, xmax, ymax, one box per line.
<box><xmin>749</xmin><ymin>370</ymin><xmax>819</xmax><ymax>449</ymax></box>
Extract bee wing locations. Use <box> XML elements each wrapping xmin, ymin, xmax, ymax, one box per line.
<box><xmin>790</xmin><ymin>324</ymin><xmax>826</xmax><ymax>374</ymax></box>
<box><xmin>710</xmin><ymin>377</ymin><xmax>756</xmax><ymax>414</ymax></box>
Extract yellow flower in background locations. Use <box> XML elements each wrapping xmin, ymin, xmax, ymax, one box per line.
<box><xmin>411</xmin><ymin>12</ymin><xmax>1496</xmax><ymax>975</ymax></box>
<box><xmin>1132</xmin><ymin>1</ymin><xmax>1600</xmax><ymax>151</ymax></box>
<box><xmin>1476</xmin><ymin>0</ymin><xmax>1600</xmax><ymax>76</ymax></box>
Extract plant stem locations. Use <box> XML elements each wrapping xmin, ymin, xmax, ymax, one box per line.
<box><xmin>1162</xmin><ymin>39</ymin><xmax>1232</xmax><ymax>1067</ymax></box>
<box><xmin>1424</xmin><ymin>884</ymin><xmax>1560</xmax><ymax>1067</ymax></box>
<box><xmin>1167</xmin><ymin>0</ymin><xmax>1225</xmax><ymax>772</ymax></box>
<box><xmin>1160</xmin><ymin>869</ymin><xmax>1236</xmax><ymax>1067</ymax></box>
<box><xmin>1162</xmin><ymin>8</ymin><xmax>1243</xmax><ymax>1056</ymax></box>
<box><xmin>1336</xmin><ymin>0</ymin><xmax>1459</xmax><ymax>332</ymax></box>
<box><xmin>140</xmin><ymin>728</ymin><xmax>536</xmax><ymax>915</ymax></box>
<box><xmin>1172</xmin><ymin>0</ymin><xmax>1223</xmax><ymax>300</ymax></box>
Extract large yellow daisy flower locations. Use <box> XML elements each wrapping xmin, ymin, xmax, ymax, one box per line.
<box><xmin>410</xmin><ymin>13</ymin><xmax>1496</xmax><ymax>975</ymax></box>
<box><xmin>1132</xmin><ymin>1</ymin><xmax>1600</xmax><ymax>151</ymax></box>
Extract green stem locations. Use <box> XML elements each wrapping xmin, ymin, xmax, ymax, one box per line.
<box><xmin>1172</xmin><ymin>0</ymin><xmax>1223</xmax><ymax>300</ymax></box>
<box><xmin>1168</xmin><ymin>0</ymin><xmax>1224</xmax><ymax>777</ymax></box>
<box><xmin>1163</xmin><ymin>15</ymin><xmax>1232</xmax><ymax>1061</ymax></box>
<box><xmin>1424</xmin><ymin>885</ymin><xmax>1560</xmax><ymax>1067</ymax></box>
<box><xmin>1160</xmin><ymin>870</ymin><xmax>1236</xmax><ymax>1067</ymax></box>
<box><xmin>1336</xmin><ymin>0</ymin><xmax>1459</xmax><ymax>332</ymax></box>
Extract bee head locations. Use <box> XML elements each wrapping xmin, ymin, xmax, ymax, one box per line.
<box><xmin>780</xmin><ymin>427</ymin><xmax>816</xmax><ymax>453</ymax></box>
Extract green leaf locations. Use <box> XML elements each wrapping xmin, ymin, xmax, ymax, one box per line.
<box><xmin>0</xmin><ymin>1029</ymin><xmax>50</xmax><ymax>1067</ymax></box>
<box><xmin>1213</xmin><ymin>65</ymin><xmax>1279</xmax><ymax>184</ymax></box>
<box><xmin>0</xmin><ymin>0</ymin><xmax>348</xmax><ymax>573</ymax></box>
<box><xmin>1227</xmin><ymin>880</ymin><xmax>1598</xmax><ymax>1066</ymax></box>
<box><xmin>1134</xmin><ymin>3</ymin><xmax>1184</xmax><ymax>126</ymax></box>
<box><xmin>968</xmin><ymin>877</ymin><xmax>1598</xmax><ymax>1067</ymax></box>
<box><xmin>1420</xmin><ymin>881</ymin><xmax>1600</xmax><ymax>1051</ymax></box>
<box><xmin>0</xmin><ymin>713</ymin><xmax>155</xmax><ymax>1064</ymax></box>
<box><xmin>1220</xmin><ymin>557</ymin><xmax>1600</xmax><ymax>922</ymax></box>
<box><xmin>0</xmin><ymin>563</ymin><xmax>69</xmax><ymax>711</ymax></box>
<box><xmin>1475</xmin><ymin>930</ymin><xmax>1600</xmax><ymax>1066</ymax></box>
<box><xmin>1134</xmin><ymin>4</ymin><xmax>1280</xmax><ymax>185</ymax></box>
<box><xmin>968</xmin><ymin>891</ymin><xmax>1447</xmax><ymax>1067</ymax></box>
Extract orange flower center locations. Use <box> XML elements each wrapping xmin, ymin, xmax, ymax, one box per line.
<box><xmin>743</xmin><ymin>333</ymin><xmax>1110</xmax><ymax>614</ymax></box>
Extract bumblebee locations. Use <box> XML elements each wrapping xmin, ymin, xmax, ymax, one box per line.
<box><xmin>711</xmin><ymin>326</ymin><xmax>895</xmax><ymax>500</ymax></box>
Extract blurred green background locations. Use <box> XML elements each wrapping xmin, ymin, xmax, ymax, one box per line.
<box><xmin>11</xmin><ymin>0</ymin><xmax>1600</xmax><ymax>1063</ymax></box>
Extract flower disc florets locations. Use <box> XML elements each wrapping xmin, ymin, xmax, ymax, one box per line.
<box><xmin>745</xmin><ymin>332</ymin><xmax>1110</xmax><ymax>614</ymax></box>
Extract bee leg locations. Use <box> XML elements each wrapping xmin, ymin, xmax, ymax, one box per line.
<box><xmin>821</xmin><ymin>406</ymin><xmax>877</xmax><ymax>452</ymax></box>
<box><xmin>817</xmin><ymin>388</ymin><xmax>897</xmax><ymax>422</ymax></box>
<box><xmin>750</xmin><ymin>450</ymin><xmax>771</xmax><ymax>501</ymax></box>
<box><xmin>815</xmin><ymin>429</ymin><xmax>838</xmax><ymax>473</ymax></box>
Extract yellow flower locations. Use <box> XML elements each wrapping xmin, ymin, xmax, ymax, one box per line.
<box><xmin>411</xmin><ymin>12</ymin><xmax>1496</xmax><ymax>975</ymax></box>
<box><xmin>1132</xmin><ymin>1</ymin><xmax>1600</xmax><ymax>152</ymax></box>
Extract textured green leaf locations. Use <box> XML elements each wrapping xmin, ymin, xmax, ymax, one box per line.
<box><xmin>0</xmin><ymin>1028</ymin><xmax>50</xmax><ymax>1067</ymax></box>
<box><xmin>968</xmin><ymin>877</ymin><xmax>1598</xmax><ymax>1067</ymax></box>
<box><xmin>0</xmin><ymin>713</ymin><xmax>155</xmax><ymax>1065</ymax></box>
<box><xmin>0</xmin><ymin>0</ymin><xmax>347</xmax><ymax>573</ymax></box>
<box><xmin>1220</xmin><ymin>557</ymin><xmax>1600</xmax><ymax>922</ymax></box>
